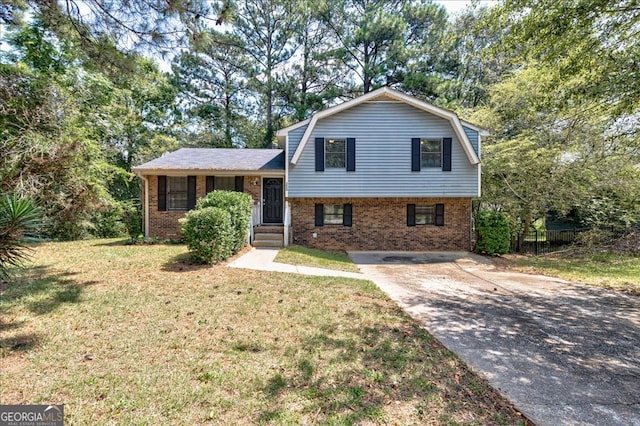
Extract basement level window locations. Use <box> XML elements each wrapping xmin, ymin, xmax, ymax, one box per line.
<box><xmin>324</xmin><ymin>204</ymin><xmax>344</xmax><ymax>224</ymax></box>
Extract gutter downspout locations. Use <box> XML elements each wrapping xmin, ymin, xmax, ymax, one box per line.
<box><xmin>138</xmin><ymin>174</ymin><xmax>150</xmax><ymax>239</ymax></box>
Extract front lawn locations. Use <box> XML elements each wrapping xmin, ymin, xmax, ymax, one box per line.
<box><xmin>502</xmin><ymin>252</ymin><xmax>640</xmax><ymax>296</ymax></box>
<box><xmin>1</xmin><ymin>240</ymin><xmax>528</xmax><ymax>424</ymax></box>
<box><xmin>274</xmin><ymin>245</ymin><xmax>360</xmax><ymax>273</ymax></box>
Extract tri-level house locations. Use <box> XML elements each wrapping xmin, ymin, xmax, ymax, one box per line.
<box><xmin>133</xmin><ymin>87</ymin><xmax>487</xmax><ymax>251</ymax></box>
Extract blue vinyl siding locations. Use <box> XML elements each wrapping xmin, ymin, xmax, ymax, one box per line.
<box><xmin>463</xmin><ymin>126</ymin><xmax>479</xmax><ymax>158</ymax></box>
<box><xmin>288</xmin><ymin>102</ymin><xmax>479</xmax><ymax>197</ymax></box>
<box><xmin>288</xmin><ymin>125</ymin><xmax>308</xmax><ymax>163</ymax></box>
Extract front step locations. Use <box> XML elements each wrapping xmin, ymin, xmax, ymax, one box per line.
<box><xmin>253</xmin><ymin>225</ymin><xmax>284</xmax><ymax>248</ymax></box>
<box><xmin>255</xmin><ymin>225</ymin><xmax>284</xmax><ymax>233</ymax></box>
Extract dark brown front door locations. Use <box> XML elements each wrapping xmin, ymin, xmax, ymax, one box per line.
<box><xmin>263</xmin><ymin>178</ymin><xmax>283</xmax><ymax>223</ymax></box>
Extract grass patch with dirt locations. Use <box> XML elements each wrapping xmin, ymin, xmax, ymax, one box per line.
<box><xmin>1</xmin><ymin>239</ymin><xmax>528</xmax><ymax>424</ymax></box>
<box><xmin>502</xmin><ymin>251</ymin><xmax>640</xmax><ymax>295</ymax></box>
<box><xmin>274</xmin><ymin>245</ymin><xmax>360</xmax><ymax>273</ymax></box>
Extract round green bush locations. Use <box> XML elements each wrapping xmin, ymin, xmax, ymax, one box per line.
<box><xmin>196</xmin><ymin>190</ymin><xmax>253</xmax><ymax>253</ymax></box>
<box><xmin>475</xmin><ymin>210</ymin><xmax>511</xmax><ymax>255</ymax></box>
<box><xmin>180</xmin><ymin>207</ymin><xmax>233</xmax><ymax>264</ymax></box>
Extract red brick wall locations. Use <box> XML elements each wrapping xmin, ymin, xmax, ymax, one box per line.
<box><xmin>288</xmin><ymin>197</ymin><xmax>472</xmax><ymax>251</ymax></box>
<box><xmin>146</xmin><ymin>175</ymin><xmax>262</xmax><ymax>239</ymax></box>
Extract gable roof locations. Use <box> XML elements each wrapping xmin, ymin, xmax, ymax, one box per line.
<box><xmin>278</xmin><ymin>87</ymin><xmax>483</xmax><ymax>165</ymax></box>
<box><xmin>132</xmin><ymin>148</ymin><xmax>285</xmax><ymax>174</ymax></box>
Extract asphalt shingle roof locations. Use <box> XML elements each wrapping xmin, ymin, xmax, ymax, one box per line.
<box><xmin>132</xmin><ymin>148</ymin><xmax>285</xmax><ymax>172</ymax></box>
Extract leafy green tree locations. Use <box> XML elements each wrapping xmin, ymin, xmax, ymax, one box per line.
<box><xmin>321</xmin><ymin>0</ymin><xmax>448</xmax><ymax>94</ymax></box>
<box><xmin>434</xmin><ymin>4</ymin><xmax>510</xmax><ymax>109</ymax></box>
<box><xmin>277</xmin><ymin>1</ymin><xmax>347</xmax><ymax>121</ymax></box>
<box><xmin>472</xmin><ymin>65</ymin><xmax>640</xmax><ymax>246</ymax></box>
<box><xmin>232</xmin><ymin>0</ymin><xmax>299</xmax><ymax>146</ymax></box>
<box><xmin>490</xmin><ymin>0</ymin><xmax>640</xmax><ymax>117</ymax></box>
<box><xmin>1</xmin><ymin>21</ymin><xmax>176</xmax><ymax>239</ymax></box>
<box><xmin>172</xmin><ymin>32</ymin><xmax>250</xmax><ymax>147</ymax></box>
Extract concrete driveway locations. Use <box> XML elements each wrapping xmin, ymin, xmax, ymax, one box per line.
<box><xmin>348</xmin><ymin>251</ymin><xmax>640</xmax><ymax>426</ymax></box>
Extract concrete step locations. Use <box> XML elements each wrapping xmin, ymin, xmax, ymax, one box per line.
<box><xmin>252</xmin><ymin>239</ymin><xmax>283</xmax><ymax>248</ymax></box>
<box><xmin>254</xmin><ymin>225</ymin><xmax>284</xmax><ymax>234</ymax></box>
<box><xmin>254</xmin><ymin>233</ymin><xmax>283</xmax><ymax>241</ymax></box>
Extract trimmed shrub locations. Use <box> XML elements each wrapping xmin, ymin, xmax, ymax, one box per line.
<box><xmin>196</xmin><ymin>190</ymin><xmax>253</xmax><ymax>253</ymax></box>
<box><xmin>475</xmin><ymin>210</ymin><xmax>511</xmax><ymax>255</ymax></box>
<box><xmin>180</xmin><ymin>207</ymin><xmax>233</xmax><ymax>264</ymax></box>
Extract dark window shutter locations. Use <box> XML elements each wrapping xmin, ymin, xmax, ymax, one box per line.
<box><xmin>411</xmin><ymin>138</ymin><xmax>421</xmax><ymax>171</ymax></box>
<box><xmin>346</xmin><ymin>138</ymin><xmax>356</xmax><ymax>171</ymax></box>
<box><xmin>235</xmin><ymin>176</ymin><xmax>244</xmax><ymax>192</ymax></box>
<box><xmin>157</xmin><ymin>176</ymin><xmax>167</xmax><ymax>211</ymax></box>
<box><xmin>407</xmin><ymin>204</ymin><xmax>416</xmax><ymax>226</ymax></box>
<box><xmin>442</xmin><ymin>138</ymin><xmax>452</xmax><ymax>171</ymax></box>
<box><xmin>187</xmin><ymin>176</ymin><xmax>197</xmax><ymax>210</ymax></box>
<box><xmin>343</xmin><ymin>203</ymin><xmax>352</xmax><ymax>226</ymax></box>
<box><xmin>315</xmin><ymin>137</ymin><xmax>325</xmax><ymax>172</ymax></box>
<box><xmin>206</xmin><ymin>176</ymin><xmax>215</xmax><ymax>194</ymax></box>
<box><xmin>314</xmin><ymin>203</ymin><xmax>324</xmax><ymax>226</ymax></box>
<box><xmin>435</xmin><ymin>204</ymin><xmax>445</xmax><ymax>226</ymax></box>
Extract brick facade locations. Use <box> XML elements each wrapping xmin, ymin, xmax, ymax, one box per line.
<box><xmin>146</xmin><ymin>175</ymin><xmax>263</xmax><ymax>239</ymax></box>
<box><xmin>288</xmin><ymin>197</ymin><xmax>472</xmax><ymax>251</ymax></box>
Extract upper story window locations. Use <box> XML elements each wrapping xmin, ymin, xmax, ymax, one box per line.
<box><xmin>412</xmin><ymin>137</ymin><xmax>452</xmax><ymax>172</ymax></box>
<box><xmin>315</xmin><ymin>137</ymin><xmax>355</xmax><ymax>171</ymax></box>
<box><xmin>167</xmin><ymin>176</ymin><xmax>188</xmax><ymax>210</ymax></box>
<box><xmin>421</xmin><ymin>139</ymin><xmax>441</xmax><ymax>168</ymax></box>
<box><xmin>325</xmin><ymin>139</ymin><xmax>346</xmax><ymax>168</ymax></box>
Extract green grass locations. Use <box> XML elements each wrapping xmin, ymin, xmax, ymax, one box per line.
<box><xmin>506</xmin><ymin>252</ymin><xmax>640</xmax><ymax>295</ymax></box>
<box><xmin>1</xmin><ymin>239</ymin><xmax>529</xmax><ymax>425</ymax></box>
<box><xmin>274</xmin><ymin>245</ymin><xmax>361</xmax><ymax>273</ymax></box>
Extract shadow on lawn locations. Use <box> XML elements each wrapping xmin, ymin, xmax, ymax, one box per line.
<box><xmin>162</xmin><ymin>252</ymin><xmax>214</xmax><ymax>273</ymax></box>
<box><xmin>1</xmin><ymin>265</ymin><xmax>98</xmax><ymax>320</ymax></box>
<box><xmin>257</xmin><ymin>322</ymin><xmax>524</xmax><ymax>424</ymax></box>
<box><xmin>1</xmin><ymin>265</ymin><xmax>98</xmax><ymax>355</ymax></box>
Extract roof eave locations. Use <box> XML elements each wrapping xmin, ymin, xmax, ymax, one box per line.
<box><xmin>131</xmin><ymin>168</ymin><xmax>285</xmax><ymax>176</ymax></box>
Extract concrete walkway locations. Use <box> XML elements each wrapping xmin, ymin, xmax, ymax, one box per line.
<box><xmin>227</xmin><ymin>247</ymin><xmax>364</xmax><ymax>279</ymax></box>
<box><xmin>348</xmin><ymin>251</ymin><xmax>640</xmax><ymax>426</ymax></box>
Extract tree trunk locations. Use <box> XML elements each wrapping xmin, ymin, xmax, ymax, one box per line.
<box><xmin>363</xmin><ymin>44</ymin><xmax>371</xmax><ymax>93</ymax></box>
<box><xmin>518</xmin><ymin>209</ymin><xmax>533</xmax><ymax>252</ymax></box>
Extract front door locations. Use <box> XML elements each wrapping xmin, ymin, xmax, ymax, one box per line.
<box><xmin>263</xmin><ymin>178</ymin><xmax>283</xmax><ymax>223</ymax></box>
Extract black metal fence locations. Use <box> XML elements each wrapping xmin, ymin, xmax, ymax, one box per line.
<box><xmin>514</xmin><ymin>228</ymin><xmax>587</xmax><ymax>255</ymax></box>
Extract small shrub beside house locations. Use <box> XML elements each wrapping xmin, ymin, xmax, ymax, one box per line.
<box><xmin>180</xmin><ymin>191</ymin><xmax>252</xmax><ymax>264</ymax></box>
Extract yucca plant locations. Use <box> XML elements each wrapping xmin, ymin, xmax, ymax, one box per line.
<box><xmin>0</xmin><ymin>195</ymin><xmax>41</xmax><ymax>279</ymax></box>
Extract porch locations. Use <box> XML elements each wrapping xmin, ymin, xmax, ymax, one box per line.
<box><xmin>249</xmin><ymin>203</ymin><xmax>290</xmax><ymax>248</ymax></box>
